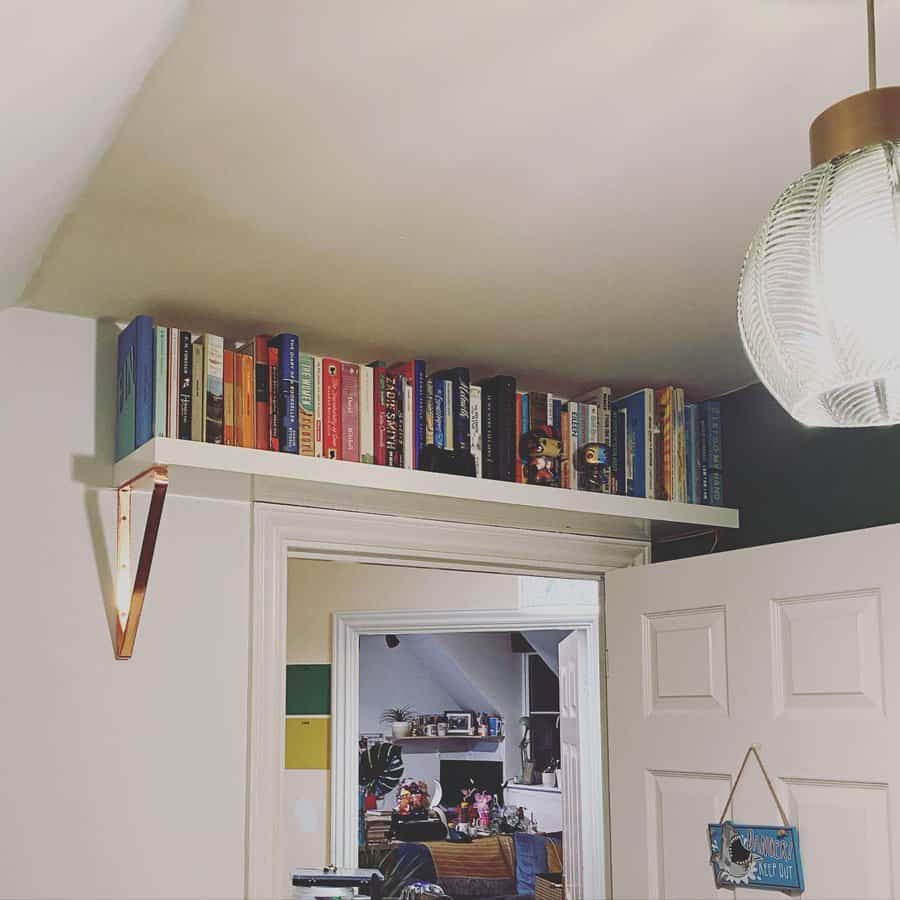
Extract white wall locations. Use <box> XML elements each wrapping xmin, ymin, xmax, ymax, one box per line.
<box><xmin>0</xmin><ymin>308</ymin><xmax>250</xmax><ymax>900</ymax></box>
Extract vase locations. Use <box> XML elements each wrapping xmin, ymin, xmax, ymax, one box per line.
<box><xmin>391</xmin><ymin>721</ymin><xmax>412</xmax><ymax>739</ymax></box>
<box><xmin>541</xmin><ymin>771</ymin><xmax>556</xmax><ymax>787</ymax></box>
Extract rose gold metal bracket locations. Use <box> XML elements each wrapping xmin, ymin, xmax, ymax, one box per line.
<box><xmin>115</xmin><ymin>465</ymin><xmax>169</xmax><ymax>660</ymax></box>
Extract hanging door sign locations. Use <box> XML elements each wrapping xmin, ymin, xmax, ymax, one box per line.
<box><xmin>708</xmin><ymin>747</ymin><xmax>805</xmax><ymax>892</ymax></box>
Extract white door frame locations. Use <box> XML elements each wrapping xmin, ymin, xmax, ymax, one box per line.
<box><xmin>248</xmin><ymin>502</ymin><xmax>649</xmax><ymax>900</ymax></box>
<box><xmin>333</xmin><ymin>608</ymin><xmax>599</xmax><ymax>875</ymax></box>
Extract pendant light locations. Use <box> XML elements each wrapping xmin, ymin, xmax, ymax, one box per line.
<box><xmin>737</xmin><ymin>0</ymin><xmax>900</xmax><ymax>426</ymax></box>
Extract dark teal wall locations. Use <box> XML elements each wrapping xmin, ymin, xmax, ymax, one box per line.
<box><xmin>654</xmin><ymin>383</ymin><xmax>900</xmax><ymax>560</ymax></box>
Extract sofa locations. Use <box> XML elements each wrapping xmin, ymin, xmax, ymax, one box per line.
<box><xmin>379</xmin><ymin>832</ymin><xmax>563</xmax><ymax>900</ymax></box>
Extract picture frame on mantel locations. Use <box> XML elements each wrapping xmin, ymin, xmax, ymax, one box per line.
<box><xmin>445</xmin><ymin>711</ymin><xmax>473</xmax><ymax>735</ymax></box>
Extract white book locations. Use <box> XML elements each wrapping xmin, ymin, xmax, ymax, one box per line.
<box><xmin>587</xmin><ymin>403</ymin><xmax>599</xmax><ymax>445</ymax></box>
<box><xmin>167</xmin><ymin>326</ymin><xmax>179</xmax><ymax>437</ymax></box>
<box><xmin>443</xmin><ymin>378</ymin><xmax>453</xmax><ymax>450</ymax></box>
<box><xmin>470</xmin><ymin>384</ymin><xmax>482</xmax><ymax>477</ymax></box>
<box><xmin>568</xmin><ymin>401</ymin><xmax>580</xmax><ymax>490</ymax></box>
<box><xmin>404</xmin><ymin>381</ymin><xmax>414</xmax><ymax>468</ymax></box>
<box><xmin>546</xmin><ymin>393</ymin><xmax>554</xmax><ymax>425</ymax></box>
<box><xmin>314</xmin><ymin>356</ymin><xmax>323</xmax><ymax>458</ymax></box>
<box><xmin>359</xmin><ymin>365</ymin><xmax>374</xmax><ymax>464</ymax></box>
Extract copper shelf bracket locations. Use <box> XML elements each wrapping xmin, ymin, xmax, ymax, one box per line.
<box><xmin>115</xmin><ymin>465</ymin><xmax>169</xmax><ymax>660</ymax></box>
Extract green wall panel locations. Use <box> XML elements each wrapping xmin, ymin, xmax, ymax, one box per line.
<box><xmin>286</xmin><ymin>664</ymin><xmax>331</xmax><ymax>715</ymax></box>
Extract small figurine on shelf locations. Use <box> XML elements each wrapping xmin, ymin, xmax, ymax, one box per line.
<box><xmin>395</xmin><ymin>778</ymin><xmax>431</xmax><ymax>819</ymax></box>
<box><xmin>575</xmin><ymin>442</ymin><xmax>611</xmax><ymax>492</ymax></box>
<box><xmin>473</xmin><ymin>791</ymin><xmax>493</xmax><ymax>830</ymax></box>
<box><xmin>519</xmin><ymin>425</ymin><xmax>562</xmax><ymax>486</ymax></box>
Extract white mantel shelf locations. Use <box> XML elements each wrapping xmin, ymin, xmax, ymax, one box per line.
<box><xmin>114</xmin><ymin>438</ymin><xmax>739</xmax><ymax>541</ymax></box>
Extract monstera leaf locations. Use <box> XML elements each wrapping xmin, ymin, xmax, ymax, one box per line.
<box><xmin>360</xmin><ymin>741</ymin><xmax>404</xmax><ymax>798</ymax></box>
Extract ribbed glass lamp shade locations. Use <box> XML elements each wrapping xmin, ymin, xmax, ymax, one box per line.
<box><xmin>738</xmin><ymin>141</ymin><xmax>900</xmax><ymax>426</ymax></box>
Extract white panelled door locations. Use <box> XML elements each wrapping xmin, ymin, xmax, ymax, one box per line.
<box><xmin>605</xmin><ymin>524</ymin><xmax>900</xmax><ymax>900</ymax></box>
<box><xmin>559</xmin><ymin>630</ymin><xmax>588</xmax><ymax>900</ymax></box>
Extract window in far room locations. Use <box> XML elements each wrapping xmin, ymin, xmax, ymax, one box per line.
<box><xmin>525</xmin><ymin>651</ymin><xmax>560</xmax><ymax>772</ymax></box>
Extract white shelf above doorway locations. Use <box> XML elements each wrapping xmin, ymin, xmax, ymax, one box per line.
<box><xmin>113</xmin><ymin>438</ymin><xmax>739</xmax><ymax>542</ymax></box>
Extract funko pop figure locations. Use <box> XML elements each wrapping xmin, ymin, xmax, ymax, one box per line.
<box><xmin>575</xmin><ymin>442</ymin><xmax>610</xmax><ymax>492</ymax></box>
<box><xmin>519</xmin><ymin>425</ymin><xmax>562</xmax><ymax>486</ymax></box>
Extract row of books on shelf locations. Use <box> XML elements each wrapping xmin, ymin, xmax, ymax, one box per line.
<box><xmin>116</xmin><ymin>315</ymin><xmax>724</xmax><ymax>505</ymax></box>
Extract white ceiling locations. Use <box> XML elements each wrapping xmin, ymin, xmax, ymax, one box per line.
<box><xmin>14</xmin><ymin>0</ymin><xmax>900</xmax><ymax>398</ymax></box>
<box><xmin>0</xmin><ymin>0</ymin><xmax>185</xmax><ymax>310</ymax></box>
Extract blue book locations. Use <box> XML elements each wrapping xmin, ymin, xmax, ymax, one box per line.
<box><xmin>611</xmin><ymin>389</ymin><xmax>654</xmax><ymax>498</ymax></box>
<box><xmin>685</xmin><ymin>403</ymin><xmax>699</xmax><ymax>504</ymax></box>
<box><xmin>702</xmin><ymin>399</ymin><xmax>724</xmax><ymax>506</ymax></box>
<box><xmin>432</xmin><ymin>377</ymin><xmax>445</xmax><ymax>450</ymax></box>
<box><xmin>521</xmin><ymin>392</ymin><xmax>529</xmax><ymax>438</ymax></box>
<box><xmin>117</xmin><ymin>315</ymin><xmax>154</xmax><ymax>459</ymax></box>
<box><xmin>432</xmin><ymin>368</ymin><xmax>470</xmax><ymax>455</ymax></box>
<box><xmin>552</xmin><ymin>398</ymin><xmax>563</xmax><ymax>434</ymax></box>
<box><xmin>270</xmin><ymin>333</ymin><xmax>300</xmax><ymax>454</ymax></box>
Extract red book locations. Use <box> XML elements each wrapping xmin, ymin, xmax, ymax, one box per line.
<box><xmin>322</xmin><ymin>358</ymin><xmax>342</xmax><ymax>460</ymax></box>
<box><xmin>372</xmin><ymin>365</ymin><xmax>387</xmax><ymax>466</ymax></box>
<box><xmin>254</xmin><ymin>335</ymin><xmax>271</xmax><ymax>450</ymax></box>
<box><xmin>268</xmin><ymin>346</ymin><xmax>280</xmax><ymax>452</ymax></box>
<box><xmin>223</xmin><ymin>349</ymin><xmax>235</xmax><ymax>446</ymax></box>
<box><xmin>341</xmin><ymin>362</ymin><xmax>360</xmax><ymax>463</ymax></box>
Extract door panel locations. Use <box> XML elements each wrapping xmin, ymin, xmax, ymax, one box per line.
<box><xmin>559</xmin><ymin>631</ymin><xmax>587</xmax><ymax>900</ymax></box>
<box><xmin>605</xmin><ymin>524</ymin><xmax>900</xmax><ymax>900</ymax></box>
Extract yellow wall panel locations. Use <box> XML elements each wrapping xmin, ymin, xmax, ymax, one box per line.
<box><xmin>285</xmin><ymin>717</ymin><xmax>330</xmax><ymax>770</ymax></box>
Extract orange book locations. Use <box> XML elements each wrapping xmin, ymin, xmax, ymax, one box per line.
<box><xmin>223</xmin><ymin>349</ymin><xmax>236</xmax><ymax>446</ymax></box>
<box><xmin>237</xmin><ymin>353</ymin><xmax>255</xmax><ymax>448</ymax></box>
<box><xmin>654</xmin><ymin>386</ymin><xmax>674</xmax><ymax>501</ymax></box>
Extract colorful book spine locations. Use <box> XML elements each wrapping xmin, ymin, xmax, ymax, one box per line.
<box><xmin>270</xmin><ymin>334</ymin><xmax>299</xmax><ymax>454</ymax></box>
<box><xmin>341</xmin><ymin>362</ymin><xmax>360</xmax><ymax>463</ymax></box>
<box><xmin>267</xmin><ymin>345</ymin><xmax>280</xmax><ymax>452</ymax></box>
<box><xmin>384</xmin><ymin>371</ymin><xmax>403</xmax><ymax>467</ymax></box>
<box><xmin>414</xmin><ymin>360</ymin><xmax>426</xmax><ymax>467</ymax></box>
<box><xmin>314</xmin><ymin>356</ymin><xmax>324</xmax><ymax>457</ymax></box>
<box><xmin>443</xmin><ymin>378</ymin><xmax>453</xmax><ymax>449</ymax></box>
<box><xmin>166</xmin><ymin>326</ymin><xmax>179</xmax><ymax>438</ymax></box>
<box><xmin>372</xmin><ymin>364</ymin><xmax>387</xmax><ymax>465</ymax></box>
<box><xmin>470</xmin><ymin>384</ymin><xmax>482</xmax><ymax>477</ymax></box>
<box><xmin>254</xmin><ymin>336</ymin><xmax>271</xmax><ymax>450</ymax></box>
<box><xmin>359</xmin><ymin>364</ymin><xmax>374</xmax><ymax>464</ymax></box>
<box><xmin>432</xmin><ymin>377</ymin><xmax>445</xmax><ymax>450</ymax></box>
<box><xmin>560</xmin><ymin>408</ymin><xmax>571</xmax><ymax>489</ymax></box>
<box><xmin>567</xmin><ymin>402</ymin><xmax>580</xmax><ymax>491</ymax></box>
<box><xmin>654</xmin><ymin>387</ymin><xmax>675</xmax><ymax>501</ymax></box>
<box><xmin>237</xmin><ymin>351</ymin><xmax>255</xmax><ymax>448</ymax></box>
<box><xmin>299</xmin><ymin>353</ymin><xmax>316</xmax><ymax>457</ymax></box>
<box><xmin>675</xmin><ymin>388</ymin><xmax>686</xmax><ymax>502</ymax></box>
<box><xmin>191</xmin><ymin>341</ymin><xmax>204</xmax><ymax>442</ymax></box>
<box><xmin>223</xmin><ymin>348</ymin><xmax>236</xmax><ymax>446</ymax></box>
<box><xmin>322</xmin><ymin>358</ymin><xmax>341</xmax><ymax>459</ymax></box>
<box><xmin>551</xmin><ymin>397</ymin><xmax>563</xmax><ymax>435</ymax></box>
<box><xmin>403</xmin><ymin>380</ymin><xmax>414</xmax><ymax>469</ymax></box>
<box><xmin>177</xmin><ymin>330</ymin><xmax>192</xmax><ymax>440</ymax></box>
<box><xmin>115</xmin><ymin>319</ymin><xmax>139</xmax><ymax>460</ymax></box>
<box><xmin>685</xmin><ymin>402</ymin><xmax>698</xmax><ymax>504</ymax></box>
<box><xmin>612</xmin><ymin>389</ymin><xmax>654</xmax><ymax>498</ymax></box>
<box><xmin>515</xmin><ymin>392</ymin><xmax>526</xmax><ymax>483</ymax></box>
<box><xmin>201</xmin><ymin>334</ymin><xmax>225</xmax><ymax>445</ymax></box>
<box><xmin>153</xmin><ymin>325</ymin><xmax>167</xmax><ymax>438</ymax></box>
<box><xmin>425</xmin><ymin>377</ymin><xmax>434</xmax><ymax>447</ymax></box>
<box><xmin>528</xmin><ymin>391</ymin><xmax>547</xmax><ymax>429</ymax></box>
<box><xmin>702</xmin><ymin>399</ymin><xmax>724</xmax><ymax>506</ymax></box>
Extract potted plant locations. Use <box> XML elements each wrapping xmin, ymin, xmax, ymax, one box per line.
<box><xmin>381</xmin><ymin>705</ymin><xmax>416</xmax><ymax>739</ymax></box>
<box><xmin>542</xmin><ymin>759</ymin><xmax>558</xmax><ymax>787</ymax></box>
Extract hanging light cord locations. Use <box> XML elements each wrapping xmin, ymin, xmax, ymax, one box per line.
<box><xmin>868</xmin><ymin>0</ymin><xmax>877</xmax><ymax>90</ymax></box>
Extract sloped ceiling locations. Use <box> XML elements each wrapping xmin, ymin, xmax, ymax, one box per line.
<box><xmin>0</xmin><ymin>1</ymin><xmax>185</xmax><ymax>310</ymax></box>
<box><xmin>14</xmin><ymin>1</ymin><xmax>900</xmax><ymax>397</ymax></box>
